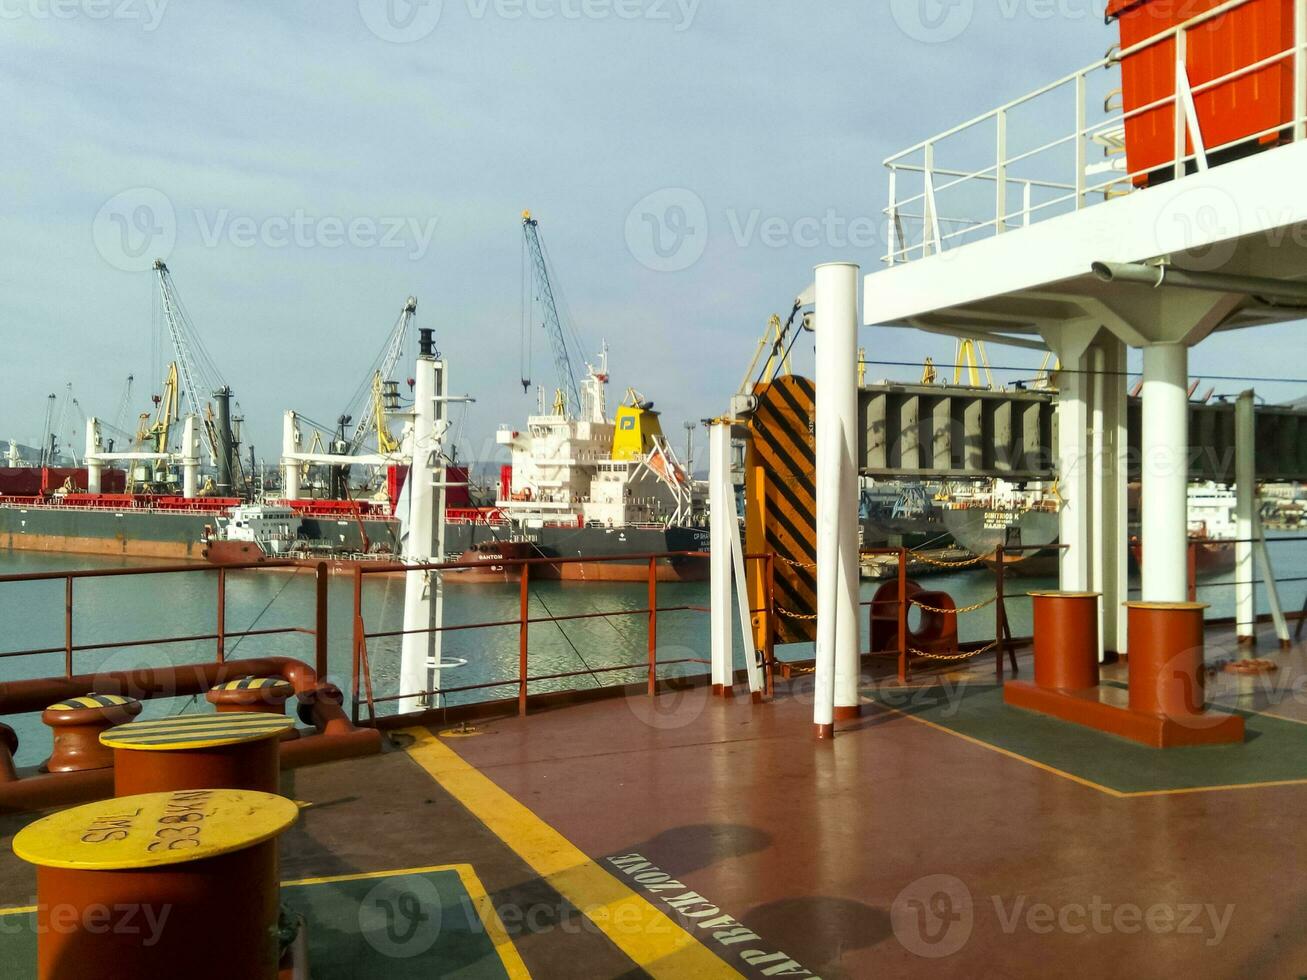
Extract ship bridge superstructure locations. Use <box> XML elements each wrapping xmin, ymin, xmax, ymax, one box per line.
<box><xmin>800</xmin><ymin>0</ymin><xmax>1307</xmax><ymax>731</ymax></box>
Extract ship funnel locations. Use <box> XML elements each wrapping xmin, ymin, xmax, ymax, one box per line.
<box><xmin>418</xmin><ymin>328</ymin><xmax>434</xmax><ymax>357</ymax></box>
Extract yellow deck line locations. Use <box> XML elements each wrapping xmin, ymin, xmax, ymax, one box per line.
<box><xmin>283</xmin><ymin>863</ymin><xmax>528</xmax><ymax>979</ymax></box>
<box><xmin>0</xmin><ymin>864</ymin><xmax>529</xmax><ymax>978</ymax></box>
<box><xmin>401</xmin><ymin>726</ymin><xmax>742</xmax><ymax>979</ymax></box>
<box><xmin>869</xmin><ymin>699</ymin><xmax>1307</xmax><ymax>799</ymax></box>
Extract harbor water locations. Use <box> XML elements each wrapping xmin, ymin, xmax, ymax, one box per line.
<box><xmin>1</xmin><ymin>539</ymin><xmax>1305</xmax><ymax>766</ymax></box>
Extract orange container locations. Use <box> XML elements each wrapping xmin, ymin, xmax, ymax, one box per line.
<box><xmin>1108</xmin><ymin>0</ymin><xmax>1296</xmax><ymax>184</ymax></box>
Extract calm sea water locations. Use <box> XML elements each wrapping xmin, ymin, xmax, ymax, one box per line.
<box><xmin>1</xmin><ymin>536</ymin><xmax>1304</xmax><ymax>765</ymax></box>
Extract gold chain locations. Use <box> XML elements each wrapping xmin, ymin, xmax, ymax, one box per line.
<box><xmin>906</xmin><ymin>551</ymin><xmax>986</xmax><ymax>569</ymax></box>
<box><xmin>775</xmin><ymin>554</ymin><xmax>818</xmax><ymax>570</ymax></box>
<box><xmin>775</xmin><ymin>605</ymin><xmax>819</xmax><ymax>621</ymax></box>
<box><xmin>908</xmin><ymin>640</ymin><xmax>1000</xmax><ymax>662</ymax></box>
<box><xmin>909</xmin><ymin>595</ymin><xmax>998</xmax><ymax>615</ymax></box>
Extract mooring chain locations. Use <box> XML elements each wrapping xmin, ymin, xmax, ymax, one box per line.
<box><xmin>775</xmin><ymin>605</ymin><xmax>819</xmax><ymax>621</ymax></box>
<box><xmin>909</xmin><ymin>595</ymin><xmax>998</xmax><ymax>615</ymax></box>
<box><xmin>909</xmin><ymin>640</ymin><xmax>1000</xmax><ymax>662</ymax></box>
<box><xmin>905</xmin><ymin>550</ymin><xmax>986</xmax><ymax>569</ymax></box>
<box><xmin>775</xmin><ymin>554</ymin><xmax>818</xmax><ymax>570</ymax></box>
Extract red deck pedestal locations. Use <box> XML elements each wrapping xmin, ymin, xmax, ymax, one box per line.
<box><xmin>1126</xmin><ymin>601</ymin><xmax>1208</xmax><ymax>715</ymax></box>
<box><xmin>1005</xmin><ymin>600</ymin><xmax>1244</xmax><ymax>748</ymax></box>
<box><xmin>1031</xmin><ymin>592</ymin><xmax>1101</xmax><ymax>691</ymax></box>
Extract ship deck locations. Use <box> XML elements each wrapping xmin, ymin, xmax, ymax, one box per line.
<box><xmin>0</xmin><ymin>621</ymin><xmax>1305</xmax><ymax>977</ymax></box>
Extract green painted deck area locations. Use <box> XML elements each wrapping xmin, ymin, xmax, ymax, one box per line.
<box><xmin>868</xmin><ymin>683</ymin><xmax>1307</xmax><ymax>794</ymax></box>
<box><xmin>0</xmin><ymin>867</ymin><xmax>514</xmax><ymax>979</ymax></box>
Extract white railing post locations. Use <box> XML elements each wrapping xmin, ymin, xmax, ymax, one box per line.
<box><xmin>1022</xmin><ymin>181</ymin><xmax>1033</xmax><ymax>227</ymax></box>
<box><xmin>923</xmin><ymin>143</ymin><xmax>937</xmax><ymax>257</ymax></box>
<box><xmin>1174</xmin><ymin>27</ymin><xmax>1188</xmax><ymax>181</ymax></box>
<box><xmin>887</xmin><ymin>168</ymin><xmax>899</xmax><ymax>265</ymax></box>
<box><xmin>1075</xmin><ymin>71</ymin><xmax>1087</xmax><ymax>209</ymax></box>
<box><xmin>1295</xmin><ymin>0</ymin><xmax>1306</xmax><ymax>140</ymax></box>
<box><xmin>995</xmin><ymin>109</ymin><xmax>1008</xmax><ymax>234</ymax></box>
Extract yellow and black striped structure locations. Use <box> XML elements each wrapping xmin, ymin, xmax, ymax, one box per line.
<box><xmin>746</xmin><ymin>375</ymin><xmax>818</xmax><ymax>645</ymax></box>
<box><xmin>101</xmin><ymin>712</ymin><xmax>294</xmax><ymax>751</ymax></box>
<box><xmin>211</xmin><ymin>677</ymin><xmax>292</xmax><ymax>692</ymax></box>
<box><xmin>46</xmin><ymin>694</ymin><xmax>138</xmax><ymax>712</ymax></box>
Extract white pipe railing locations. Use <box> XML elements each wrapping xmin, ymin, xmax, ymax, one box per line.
<box><xmin>882</xmin><ymin>0</ymin><xmax>1307</xmax><ymax>264</ymax></box>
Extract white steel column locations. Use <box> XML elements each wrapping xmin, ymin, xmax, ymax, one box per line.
<box><xmin>708</xmin><ymin>421</ymin><xmax>732</xmax><ymax>692</ymax></box>
<box><xmin>1235</xmin><ymin>390</ymin><xmax>1256</xmax><ymax>643</ymax></box>
<box><xmin>84</xmin><ymin>418</ymin><xmax>103</xmax><ymax>495</ymax></box>
<box><xmin>280</xmin><ymin>411</ymin><xmax>301</xmax><ymax>501</ymax></box>
<box><xmin>1140</xmin><ymin>343</ymin><xmax>1190</xmax><ymax>603</ymax></box>
<box><xmin>1057</xmin><ymin>353</ymin><xmax>1092</xmax><ymax>592</ymax></box>
<box><xmin>814</xmin><ymin>262</ymin><xmax>861</xmax><ymax>733</ymax></box>
<box><xmin>399</xmin><ymin>348</ymin><xmax>439</xmax><ymax>715</ymax></box>
<box><xmin>1097</xmin><ymin>338</ymin><xmax>1131</xmax><ymax>657</ymax></box>
<box><xmin>181</xmin><ymin>415</ymin><xmax>200</xmax><ymax>500</ymax></box>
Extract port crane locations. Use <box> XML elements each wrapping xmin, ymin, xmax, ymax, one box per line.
<box><xmin>153</xmin><ymin>260</ymin><xmax>241</xmax><ymax>492</ymax></box>
<box><xmin>342</xmin><ymin>296</ymin><xmax>417</xmax><ymax>458</ymax></box>
<box><xmin>520</xmin><ymin>211</ymin><xmax>583</xmax><ymax>417</ymax></box>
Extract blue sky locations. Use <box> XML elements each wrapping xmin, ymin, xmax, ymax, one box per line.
<box><xmin>2</xmin><ymin>0</ymin><xmax>1303</xmax><ymax>466</ymax></box>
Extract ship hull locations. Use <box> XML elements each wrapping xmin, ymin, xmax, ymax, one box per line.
<box><xmin>0</xmin><ymin>503</ymin><xmax>709</xmax><ymax>582</ymax></box>
<box><xmin>443</xmin><ymin>522</ymin><xmax>710</xmax><ymax>583</ymax></box>
<box><xmin>944</xmin><ymin>507</ymin><xmax>1061</xmax><ymax>576</ymax></box>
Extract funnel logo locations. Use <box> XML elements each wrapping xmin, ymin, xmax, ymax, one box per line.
<box><xmin>92</xmin><ymin>188</ymin><xmax>176</xmax><ymax>273</ymax></box>
<box><xmin>625</xmin><ymin>188</ymin><xmax>708</xmax><ymax>273</ymax></box>
<box><xmin>358</xmin><ymin>0</ymin><xmax>443</xmax><ymax>42</ymax></box>
<box><xmin>890</xmin><ymin>0</ymin><xmax>974</xmax><ymax>43</ymax></box>
<box><xmin>891</xmin><ymin>874</ymin><xmax>974</xmax><ymax>958</ymax></box>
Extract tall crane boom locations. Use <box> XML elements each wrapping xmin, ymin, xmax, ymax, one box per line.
<box><xmin>521</xmin><ymin>212</ymin><xmax>581</xmax><ymax>416</ymax></box>
<box><xmin>153</xmin><ymin>260</ymin><xmax>215</xmax><ymax>423</ymax></box>
<box><xmin>345</xmin><ymin>296</ymin><xmax>417</xmax><ymax>456</ymax></box>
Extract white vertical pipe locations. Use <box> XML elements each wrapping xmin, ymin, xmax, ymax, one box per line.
<box><xmin>181</xmin><ymin>415</ymin><xmax>199</xmax><ymax>500</ymax></box>
<box><xmin>815</xmin><ymin>262</ymin><xmax>861</xmax><ymax>731</ymax></box>
<box><xmin>400</xmin><ymin>354</ymin><xmax>438</xmax><ymax>714</ymax></box>
<box><xmin>85</xmin><ymin>418</ymin><xmax>102</xmax><ymax>495</ymax></box>
<box><xmin>1101</xmin><ymin>337</ymin><xmax>1130</xmax><ymax>657</ymax></box>
<box><xmin>1141</xmin><ymin>343</ymin><xmax>1190</xmax><ymax>603</ymax></box>
<box><xmin>281</xmin><ymin>411</ymin><xmax>301</xmax><ymax>501</ymax></box>
<box><xmin>1089</xmin><ymin>345</ymin><xmax>1106</xmax><ymax>660</ymax></box>
<box><xmin>1235</xmin><ymin>390</ymin><xmax>1256</xmax><ymax>642</ymax></box>
<box><xmin>708</xmin><ymin>421</ymin><xmax>731</xmax><ymax>691</ymax></box>
<box><xmin>1057</xmin><ymin>353</ymin><xmax>1091</xmax><ymax>593</ymax></box>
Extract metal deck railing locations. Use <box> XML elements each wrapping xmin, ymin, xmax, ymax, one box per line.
<box><xmin>883</xmin><ymin>0</ymin><xmax>1307</xmax><ymax>264</ymax></box>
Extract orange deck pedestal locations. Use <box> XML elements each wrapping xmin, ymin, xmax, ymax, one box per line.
<box><xmin>1031</xmin><ymin>592</ymin><xmax>1101</xmax><ymax>691</ymax></box>
<box><xmin>103</xmin><ymin>713</ymin><xmax>294</xmax><ymax>797</ymax></box>
<box><xmin>1005</xmin><ymin>600</ymin><xmax>1244</xmax><ymax>748</ymax></box>
<box><xmin>13</xmin><ymin>789</ymin><xmax>296</xmax><ymax>980</ymax></box>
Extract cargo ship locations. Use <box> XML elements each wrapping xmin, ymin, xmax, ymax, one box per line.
<box><xmin>443</xmin><ymin>351</ymin><xmax>708</xmax><ymax>583</ymax></box>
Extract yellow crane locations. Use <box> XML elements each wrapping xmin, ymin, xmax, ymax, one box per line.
<box><xmin>130</xmin><ymin>364</ymin><xmax>179</xmax><ymax>492</ymax></box>
<box><xmin>953</xmin><ymin>339</ymin><xmax>995</xmax><ymax>388</ymax></box>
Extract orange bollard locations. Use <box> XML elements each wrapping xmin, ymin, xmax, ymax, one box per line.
<box><xmin>102</xmin><ymin>713</ymin><xmax>294</xmax><ymax>797</ymax></box>
<box><xmin>1030</xmin><ymin>592</ymin><xmax>1101</xmax><ymax>691</ymax></box>
<box><xmin>1126</xmin><ymin>601</ymin><xmax>1208</xmax><ymax>718</ymax></box>
<box><xmin>205</xmin><ymin>677</ymin><xmax>295</xmax><ymax>717</ymax></box>
<box><xmin>41</xmin><ymin>694</ymin><xmax>142</xmax><ymax>773</ymax></box>
<box><xmin>13</xmin><ymin>789</ymin><xmax>297</xmax><ymax>980</ymax></box>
